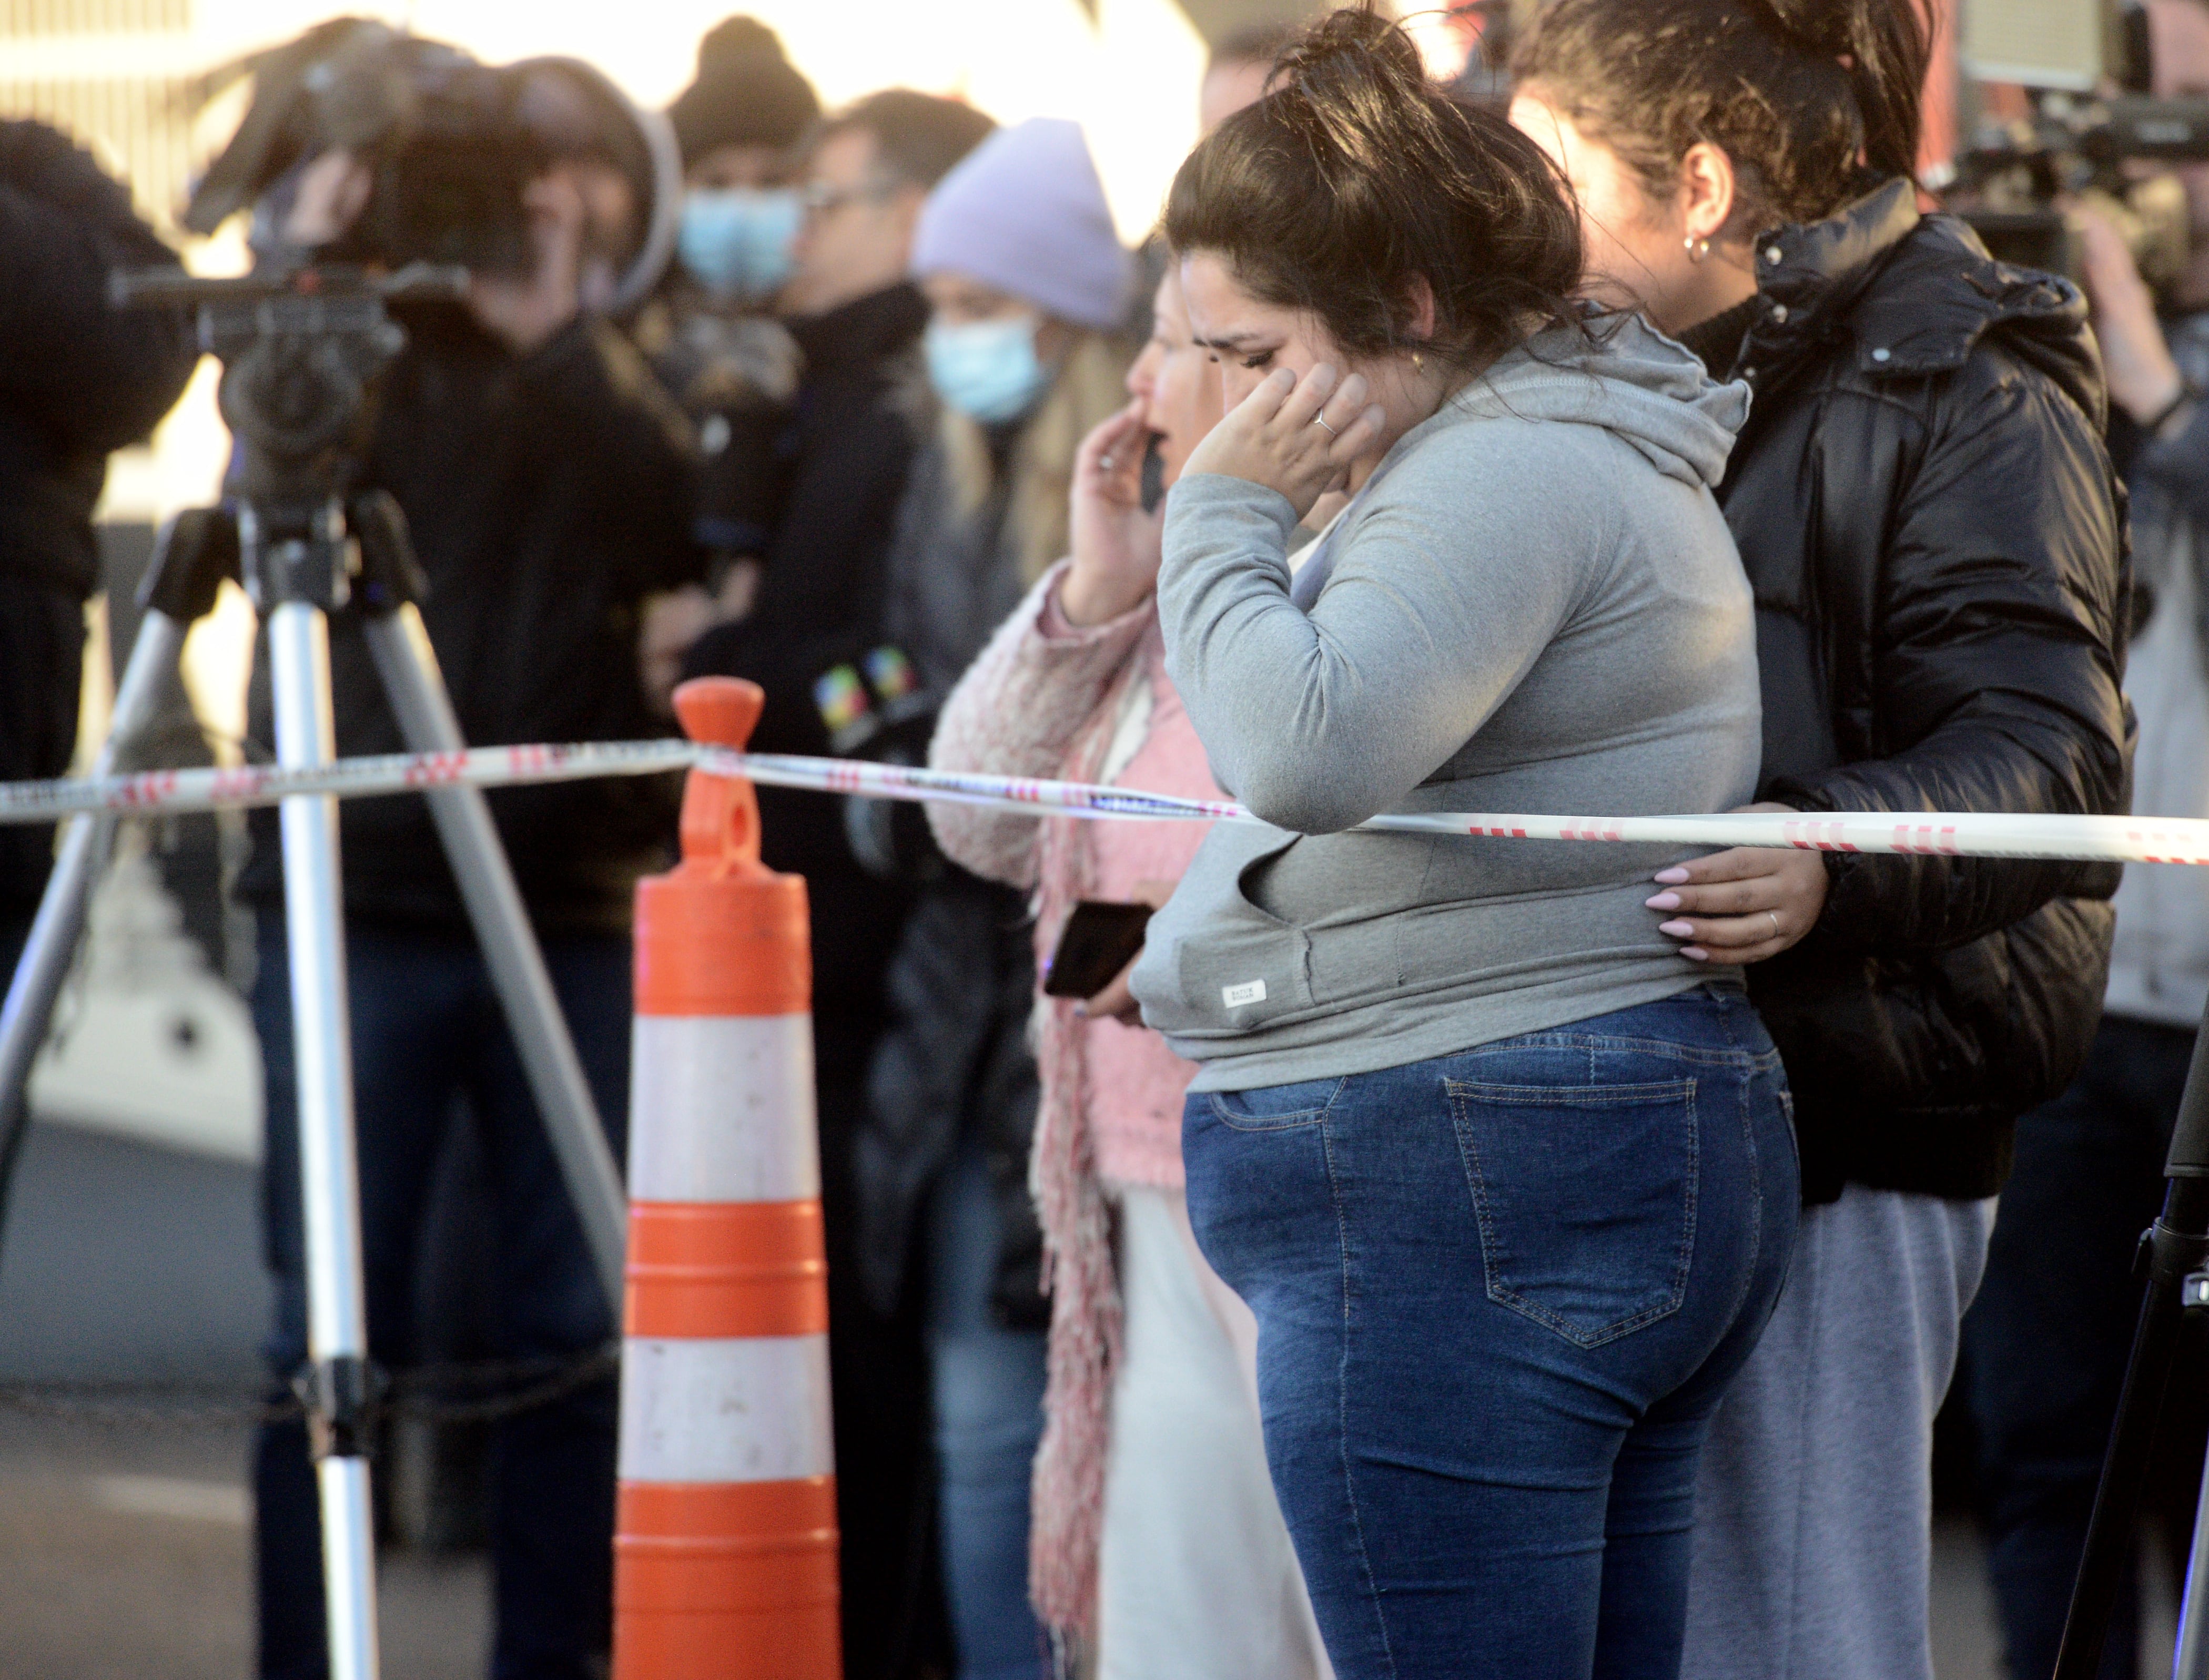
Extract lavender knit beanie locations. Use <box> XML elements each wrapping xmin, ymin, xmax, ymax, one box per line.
<box><xmin>910</xmin><ymin>117</ymin><xmax>1132</xmax><ymax>331</ymax></box>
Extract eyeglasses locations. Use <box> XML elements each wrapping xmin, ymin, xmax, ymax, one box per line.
<box><xmin>800</xmin><ymin>178</ymin><xmax>898</xmax><ymax>219</ymax></box>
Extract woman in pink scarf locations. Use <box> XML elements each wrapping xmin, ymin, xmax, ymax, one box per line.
<box><xmin>929</xmin><ymin>267</ymin><xmax>1329</xmax><ymax>1679</ymax></box>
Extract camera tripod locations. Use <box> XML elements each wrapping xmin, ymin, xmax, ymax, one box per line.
<box><xmin>0</xmin><ymin>266</ymin><xmax>629</xmax><ymax>1680</ymax></box>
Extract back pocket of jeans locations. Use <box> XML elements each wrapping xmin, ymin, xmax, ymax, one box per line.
<box><xmin>1445</xmin><ymin>1075</ymin><xmax>1699</xmax><ymax>1348</ymax></box>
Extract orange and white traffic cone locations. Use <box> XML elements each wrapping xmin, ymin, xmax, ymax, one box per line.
<box><xmin>613</xmin><ymin>676</ymin><xmax>842</xmax><ymax>1680</ymax></box>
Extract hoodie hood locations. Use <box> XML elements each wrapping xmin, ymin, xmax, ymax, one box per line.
<box><xmin>1427</xmin><ymin>310</ymin><xmax>1749</xmax><ymax>491</ymax></box>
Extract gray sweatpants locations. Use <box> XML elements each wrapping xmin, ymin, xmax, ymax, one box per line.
<box><xmin>1680</xmin><ymin>1185</ymin><xmax>1994</xmax><ymax>1680</ymax></box>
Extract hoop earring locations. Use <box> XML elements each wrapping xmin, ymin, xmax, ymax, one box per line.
<box><xmin>1685</xmin><ymin>236</ymin><xmax>1710</xmax><ymax>264</ymax></box>
<box><xmin>1412</xmin><ymin>350</ymin><xmax>1425</xmax><ymax>371</ymax></box>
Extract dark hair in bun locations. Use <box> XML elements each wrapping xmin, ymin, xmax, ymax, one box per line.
<box><xmin>1512</xmin><ymin>0</ymin><xmax>1930</xmax><ymax>232</ymax></box>
<box><xmin>1165</xmin><ymin>3</ymin><xmax>1584</xmax><ymax>372</ymax></box>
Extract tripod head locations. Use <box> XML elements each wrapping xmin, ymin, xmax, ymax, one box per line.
<box><xmin>109</xmin><ymin>263</ymin><xmax>462</xmax><ymax>612</ymax></box>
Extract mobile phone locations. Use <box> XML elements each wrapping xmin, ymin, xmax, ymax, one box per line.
<box><xmin>1139</xmin><ymin>433</ymin><xmax>1167</xmax><ymax>514</ymax></box>
<box><xmin>1042</xmin><ymin>900</ymin><xmax>1155</xmax><ymax>999</ymax></box>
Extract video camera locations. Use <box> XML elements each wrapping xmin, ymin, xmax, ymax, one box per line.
<box><xmin>1951</xmin><ymin>0</ymin><xmax>2209</xmax><ymax>280</ymax></box>
<box><xmin>184</xmin><ymin>18</ymin><xmax>678</xmax><ymax>313</ymax></box>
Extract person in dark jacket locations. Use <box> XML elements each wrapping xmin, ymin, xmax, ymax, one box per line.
<box><xmin>0</xmin><ymin>120</ymin><xmax>195</xmax><ymax>956</ymax></box>
<box><xmin>683</xmin><ymin>87</ymin><xmax>997</xmax><ymax>1005</ymax></box>
<box><xmin>676</xmin><ymin>87</ymin><xmax>994</xmax><ymax>1680</ymax></box>
<box><xmin>633</xmin><ymin>17</ymin><xmax>819</xmax><ymax>705</ymax></box>
<box><xmin>235</xmin><ymin>105</ymin><xmax>702</xmax><ymax>1680</ymax></box>
<box><xmin>1513</xmin><ymin>4</ymin><xmax>2130</xmax><ymax>1677</ymax></box>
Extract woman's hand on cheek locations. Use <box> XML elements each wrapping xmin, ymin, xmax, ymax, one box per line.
<box><xmin>1181</xmin><ymin>362</ymin><xmax>1387</xmax><ymax>521</ymax></box>
<box><xmin>1062</xmin><ymin>400</ymin><xmax>1163</xmax><ymax>626</ymax></box>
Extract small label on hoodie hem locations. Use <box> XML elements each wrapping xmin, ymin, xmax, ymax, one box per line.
<box><xmin>1222</xmin><ymin>979</ymin><xmax>1268</xmax><ymax>1007</ymax></box>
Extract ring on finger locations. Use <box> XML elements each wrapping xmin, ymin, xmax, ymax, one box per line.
<box><xmin>1766</xmin><ymin>910</ymin><xmax>1781</xmax><ymax>940</ymax></box>
<box><xmin>1312</xmin><ymin>414</ymin><xmax>1338</xmax><ymax>436</ymax></box>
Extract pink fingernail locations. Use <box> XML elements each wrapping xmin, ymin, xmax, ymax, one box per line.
<box><xmin>1681</xmin><ymin>948</ymin><xmax>1709</xmax><ymax>962</ymax></box>
<box><xmin>1659</xmin><ymin>920</ymin><xmax>1695</xmax><ymax>937</ymax></box>
<box><xmin>1654</xmin><ymin>868</ymin><xmax>1690</xmax><ymax>885</ymax></box>
<box><xmin>1646</xmin><ymin>893</ymin><xmax>1681</xmax><ymax>911</ymax></box>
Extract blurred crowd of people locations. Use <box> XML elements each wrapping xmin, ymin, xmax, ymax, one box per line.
<box><xmin>4</xmin><ymin>2</ymin><xmax>2209</xmax><ymax>1679</ymax></box>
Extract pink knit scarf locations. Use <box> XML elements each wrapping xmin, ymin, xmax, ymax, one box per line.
<box><xmin>1025</xmin><ymin>638</ymin><xmax>1154</xmax><ymax>1657</ymax></box>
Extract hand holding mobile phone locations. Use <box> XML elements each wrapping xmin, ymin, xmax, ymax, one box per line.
<box><xmin>1043</xmin><ymin>900</ymin><xmax>1156</xmax><ymax>1001</ymax></box>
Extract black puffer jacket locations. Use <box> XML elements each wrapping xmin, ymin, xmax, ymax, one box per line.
<box><xmin>0</xmin><ymin>120</ymin><xmax>195</xmax><ymax>911</ymax></box>
<box><xmin>1695</xmin><ymin>180</ymin><xmax>2131</xmax><ymax>1205</ymax></box>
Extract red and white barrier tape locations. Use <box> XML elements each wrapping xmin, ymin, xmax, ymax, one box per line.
<box><xmin>0</xmin><ymin>740</ymin><xmax>701</xmax><ymax>823</ymax></box>
<box><xmin>0</xmin><ymin>738</ymin><xmax>2202</xmax><ymax>866</ymax></box>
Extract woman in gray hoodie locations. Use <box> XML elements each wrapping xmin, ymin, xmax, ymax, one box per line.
<box><xmin>1125</xmin><ymin>11</ymin><xmax>1798</xmax><ymax>1678</ymax></box>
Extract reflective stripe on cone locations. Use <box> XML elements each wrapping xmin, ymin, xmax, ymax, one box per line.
<box><xmin>614</xmin><ymin>677</ymin><xmax>841</xmax><ymax>1680</ymax></box>
<box><xmin>619</xmin><ymin>1336</ymin><xmax>835</xmax><ymax>1482</ymax></box>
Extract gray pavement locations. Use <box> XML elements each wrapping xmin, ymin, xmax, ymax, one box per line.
<box><xmin>0</xmin><ymin>1119</ymin><xmax>487</xmax><ymax>1678</ymax></box>
<box><xmin>0</xmin><ymin>1412</ymin><xmax>488</xmax><ymax>1680</ymax></box>
<box><xmin>0</xmin><ymin>1121</ymin><xmax>267</xmax><ymax>1383</ymax></box>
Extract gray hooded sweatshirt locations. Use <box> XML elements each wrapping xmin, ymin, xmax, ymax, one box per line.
<box><xmin>1128</xmin><ymin>316</ymin><xmax>1760</xmax><ymax>1091</ymax></box>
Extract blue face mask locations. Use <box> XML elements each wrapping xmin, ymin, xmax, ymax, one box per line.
<box><xmin>924</xmin><ymin>315</ymin><xmax>1052</xmax><ymax>424</ymax></box>
<box><xmin>678</xmin><ymin>188</ymin><xmax>802</xmax><ymax>300</ymax></box>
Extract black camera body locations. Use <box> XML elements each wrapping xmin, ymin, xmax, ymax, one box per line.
<box><xmin>341</xmin><ymin>47</ymin><xmax>545</xmax><ymax>278</ymax></box>
<box><xmin>185</xmin><ymin>23</ymin><xmax>542</xmax><ymax>277</ymax></box>
<box><xmin>183</xmin><ymin>18</ymin><xmax>677</xmax><ymax>304</ymax></box>
<box><xmin>1952</xmin><ymin>0</ymin><xmax>2209</xmax><ymax>280</ymax></box>
<box><xmin>1953</xmin><ymin>96</ymin><xmax>2209</xmax><ymax>280</ymax></box>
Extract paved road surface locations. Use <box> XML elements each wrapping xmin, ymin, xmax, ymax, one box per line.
<box><xmin>0</xmin><ymin>1121</ymin><xmax>487</xmax><ymax>1676</ymax></box>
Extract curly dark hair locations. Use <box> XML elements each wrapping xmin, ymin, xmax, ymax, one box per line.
<box><xmin>1511</xmin><ymin>0</ymin><xmax>1931</xmax><ymax>236</ymax></box>
<box><xmin>1164</xmin><ymin>3</ymin><xmax>1585</xmax><ymax>372</ymax></box>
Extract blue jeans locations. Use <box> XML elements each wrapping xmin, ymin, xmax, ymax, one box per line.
<box><xmin>252</xmin><ymin>918</ymin><xmax>630</xmax><ymax>1680</ymax></box>
<box><xmin>925</xmin><ymin>1136</ymin><xmax>1048</xmax><ymax>1680</ymax></box>
<box><xmin>1183</xmin><ymin>987</ymin><xmax>1798</xmax><ymax>1680</ymax></box>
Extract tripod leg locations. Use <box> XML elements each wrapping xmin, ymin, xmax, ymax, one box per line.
<box><xmin>2179</xmin><ymin>1432</ymin><xmax>2209</xmax><ymax>1680</ymax></box>
<box><xmin>0</xmin><ymin>609</ymin><xmax>190</xmax><ymax>1228</ymax></box>
<box><xmin>267</xmin><ymin>599</ymin><xmax>380</xmax><ymax>1680</ymax></box>
<box><xmin>362</xmin><ymin>606</ymin><xmax>626</xmax><ymax>1311</ymax></box>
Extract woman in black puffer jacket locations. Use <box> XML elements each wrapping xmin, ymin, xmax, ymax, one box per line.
<box><xmin>1513</xmin><ymin>5</ymin><xmax>2130</xmax><ymax>1678</ymax></box>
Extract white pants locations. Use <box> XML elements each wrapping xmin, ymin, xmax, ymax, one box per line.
<box><xmin>1681</xmin><ymin>1185</ymin><xmax>1995</xmax><ymax>1680</ymax></box>
<box><xmin>1097</xmin><ymin>1183</ymin><xmax>1331</xmax><ymax>1680</ymax></box>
